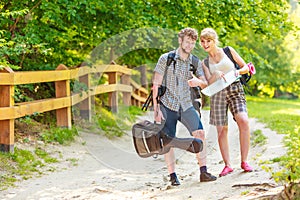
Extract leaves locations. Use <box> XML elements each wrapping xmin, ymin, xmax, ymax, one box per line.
<box><xmin>0</xmin><ymin>0</ymin><xmax>298</xmax><ymax>95</ymax></box>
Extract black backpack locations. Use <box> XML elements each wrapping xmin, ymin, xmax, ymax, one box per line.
<box><xmin>204</xmin><ymin>46</ymin><xmax>251</xmax><ymax>86</ymax></box>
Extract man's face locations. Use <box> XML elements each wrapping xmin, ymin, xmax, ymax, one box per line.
<box><xmin>179</xmin><ymin>36</ymin><xmax>196</xmax><ymax>54</ymax></box>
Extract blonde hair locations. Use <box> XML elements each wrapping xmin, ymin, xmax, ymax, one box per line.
<box><xmin>178</xmin><ymin>27</ymin><xmax>198</xmax><ymax>41</ymax></box>
<box><xmin>200</xmin><ymin>28</ymin><xmax>219</xmax><ymax>46</ymax></box>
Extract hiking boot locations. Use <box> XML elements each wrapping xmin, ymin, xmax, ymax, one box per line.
<box><xmin>241</xmin><ymin>162</ymin><xmax>253</xmax><ymax>172</ymax></box>
<box><xmin>170</xmin><ymin>173</ymin><xmax>180</xmax><ymax>186</ymax></box>
<box><xmin>219</xmin><ymin>166</ymin><xmax>233</xmax><ymax>177</ymax></box>
<box><xmin>200</xmin><ymin>172</ymin><xmax>217</xmax><ymax>182</ymax></box>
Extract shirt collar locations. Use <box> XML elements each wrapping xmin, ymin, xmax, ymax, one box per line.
<box><xmin>175</xmin><ymin>48</ymin><xmax>193</xmax><ymax>63</ymax></box>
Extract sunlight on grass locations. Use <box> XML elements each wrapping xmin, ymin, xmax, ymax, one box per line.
<box><xmin>247</xmin><ymin>96</ymin><xmax>300</xmax><ymax>185</ymax></box>
<box><xmin>272</xmin><ymin>109</ymin><xmax>300</xmax><ymax>116</ymax></box>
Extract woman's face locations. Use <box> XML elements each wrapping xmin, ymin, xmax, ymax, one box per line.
<box><xmin>200</xmin><ymin>38</ymin><xmax>215</xmax><ymax>52</ymax></box>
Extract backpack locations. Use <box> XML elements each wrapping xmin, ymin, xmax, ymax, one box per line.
<box><xmin>204</xmin><ymin>46</ymin><xmax>252</xmax><ymax>86</ymax></box>
<box><xmin>132</xmin><ymin>120</ymin><xmax>203</xmax><ymax>158</ymax></box>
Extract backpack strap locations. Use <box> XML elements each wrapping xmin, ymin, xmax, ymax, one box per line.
<box><xmin>190</xmin><ymin>54</ymin><xmax>200</xmax><ymax>75</ymax></box>
<box><xmin>223</xmin><ymin>46</ymin><xmax>240</xmax><ymax>70</ymax></box>
<box><xmin>203</xmin><ymin>57</ymin><xmax>209</xmax><ymax>69</ymax></box>
<box><xmin>191</xmin><ymin>55</ymin><xmax>199</xmax><ymax>69</ymax></box>
<box><xmin>223</xmin><ymin>46</ymin><xmax>252</xmax><ymax>86</ymax></box>
<box><xmin>167</xmin><ymin>51</ymin><xmax>176</xmax><ymax>69</ymax></box>
<box><xmin>157</xmin><ymin>51</ymin><xmax>176</xmax><ymax>102</ymax></box>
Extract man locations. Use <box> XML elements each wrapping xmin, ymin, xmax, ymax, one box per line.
<box><xmin>152</xmin><ymin>27</ymin><xmax>217</xmax><ymax>186</ymax></box>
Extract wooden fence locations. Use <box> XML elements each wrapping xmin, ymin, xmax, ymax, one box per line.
<box><xmin>0</xmin><ymin>64</ymin><xmax>148</xmax><ymax>152</ymax></box>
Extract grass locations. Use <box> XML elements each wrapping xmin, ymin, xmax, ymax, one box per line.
<box><xmin>247</xmin><ymin>96</ymin><xmax>300</xmax><ymax>135</ymax></box>
<box><xmin>0</xmin><ymin>127</ymin><xmax>79</xmax><ymax>190</ymax></box>
<box><xmin>96</xmin><ymin>105</ymin><xmax>144</xmax><ymax>138</ymax></box>
<box><xmin>251</xmin><ymin>129</ymin><xmax>267</xmax><ymax>147</ymax></box>
<box><xmin>0</xmin><ymin>105</ymin><xmax>144</xmax><ymax>190</ymax></box>
<box><xmin>246</xmin><ymin>96</ymin><xmax>300</xmax><ymax>185</ymax></box>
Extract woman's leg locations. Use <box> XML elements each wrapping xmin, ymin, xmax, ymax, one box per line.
<box><xmin>216</xmin><ymin>125</ymin><xmax>231</xmax><ymax>167</ymax></box>
<box><xmin>234</xmin><ymin>112</ymin><xmax>250</xmax><ymax>163</ymax></box>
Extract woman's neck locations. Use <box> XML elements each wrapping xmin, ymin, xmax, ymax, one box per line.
<box><xmin>209</xmin><ymin>47</ymin><xmax>222</xmax><ymax>64</ymax></box>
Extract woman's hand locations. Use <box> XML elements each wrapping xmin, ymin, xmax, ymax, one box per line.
<box><xmin>213</xmin><ymin>70</ymin><xmax>226</xmax><ymax>82</ymax></box>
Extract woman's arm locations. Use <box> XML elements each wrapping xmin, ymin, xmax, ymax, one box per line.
<box><xmin>201</xmin><ymin>60</ymin><xmax>223</xmax><ymax>85</ymax></box>
<box><xmin>229</xmin><ymin>46</ymin><xmax>249</xmax><ymax>75</ymax></box>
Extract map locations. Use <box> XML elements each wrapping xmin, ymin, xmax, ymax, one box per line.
<box><xmin>201</xmin><ymin>70</ymin><xmax>241</xmax><ymax>97</ymax></box>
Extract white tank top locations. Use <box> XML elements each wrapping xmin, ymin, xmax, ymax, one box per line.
<box><xmin>209</xmin><ymin>51</ymin><xmax>235</xmax><ymax>74</ymax></box>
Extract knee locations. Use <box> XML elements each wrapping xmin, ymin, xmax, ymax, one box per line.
<box><xmin>217</xmin><ymin>126</ymin><xmax>228</xmax><ymax>138</ymax></box>
<box><xmin>237</xmin><ymin>115</ymin><xmax>249</xmax><ymax>128</ymax></box>
<box><xmin>192</xmin><ymin>130</ymin><xmax>205</xmax><ymax>141</ymax></box>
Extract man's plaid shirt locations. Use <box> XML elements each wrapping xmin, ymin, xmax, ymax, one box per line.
<box><xmin>154</xmin><ymin>49</ymin><xmax>204</xmax><ymax>112</ymax></box>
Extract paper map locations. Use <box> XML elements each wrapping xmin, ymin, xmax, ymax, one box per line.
<box><xmin>201</xmin><ymin>70</ymin><xmax>241</xmax><ymax>97</ymax></box>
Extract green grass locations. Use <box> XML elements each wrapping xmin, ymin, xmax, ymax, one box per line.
<box><xmin>0</xmin><ymin>147</ymin><xmax>57</xmax><ymax>190</ymax></box>
<box><xmin>96</xmin><ymin>105</ymin><xmax>144</xmax><ymax>137</ymax></box>
<box><xmin>251</xmin><ymin>129</ymin><xmax>267</xmax><ymax>147</ymax></box>
<box><xmin>0</xmin><ymin>105</ymin><xmax>144</xmax><ymax>190</ymax></box>
<box><xmin>247</xmin><ymin>96</ymin><xmax>300</xmax><ymax>184</ymax></box>
<box><xmin>0</xmin><ymin>127</ymin><xmax>79</xmax><ymax>190</ymax></box>
<box><xmin>39</xmin><ymin>127</ymin><xmax>78</xmax><ymax>145</ymax></box>
<box><xmin>247</xmin><ymin>96</ymin><xmax>300</xmax><ymax>135</ymax></box>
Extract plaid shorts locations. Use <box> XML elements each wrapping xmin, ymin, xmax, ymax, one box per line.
<box><xmin>209</xmin><ymin>81</ymin><xmax>247</xmax><ymax>126</ymax></box>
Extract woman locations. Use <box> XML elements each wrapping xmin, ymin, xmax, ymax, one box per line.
<box><xmin>199</xmin><ymin>28</ymin><xmax>253</xmax><ymax>177</ymax></box>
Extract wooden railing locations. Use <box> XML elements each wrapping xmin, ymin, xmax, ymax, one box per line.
<box><xmin>0</xmin><ymin>64</ymin><xmax>148</xmax><ymax>152</ymax></box>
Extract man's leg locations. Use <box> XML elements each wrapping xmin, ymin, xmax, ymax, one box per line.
<box><xmin>164</xmin><ymin>148</ymin><xmax>176</xmax><ymax>173</ymax></box>
<box><xmin>192</xmin><ymin>129</ymin><xmax>216</xmax><ymax>182</ymax></box>
<box><xmin>164</xmin><ymin>148</ymin><xmax>180</xmax><ymax>185</ymax></box>
<box><xmin>160</xmin><ymin>104</ymin><xmax>180</xmax><ymax>185</ymax></box>
<box><xmin>181</xmin><ymin>107</ymin><xmax>217</xmax><ymax>182</ymax></box>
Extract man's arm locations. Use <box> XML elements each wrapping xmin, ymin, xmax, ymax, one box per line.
<box><xmin>152</xmin><ymin>72</ymin><xmax>164</xmax><ymax>123</ymax></box>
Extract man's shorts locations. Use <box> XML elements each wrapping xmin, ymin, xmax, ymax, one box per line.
<box><xmin>160</xmin><ymin>104</ymin><xmax>203</xmax><ymax>138</ymax></box>
<box><xmin>210</xmin><ymin>81</ymin><xmax>247</xmax><ymax>126</ymax></box>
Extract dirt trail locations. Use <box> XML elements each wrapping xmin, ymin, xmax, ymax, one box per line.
<box><xmin>0</xmin><ymin>110</ymin><xmax>285</xmax><ymax>200</ymax></box>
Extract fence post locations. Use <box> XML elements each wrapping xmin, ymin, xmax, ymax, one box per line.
<box><xmin>0</xmin><ymin>67</ymin><xmax>15</xmax><ymax>152</ymax></box>
<box><xmin>107</xmin><ymin>72</ymin><xmax>118</xmax><ymax>112</ymax></box>
<box><xmin>79</xmin><ymin>73</ymin><xmax>91</xmax><ymax>121</ymax></box>
<box><xmin>121</xmin><ymin>74</ymin><xmax>131</xmax><ymax>106</ymax></box>
<box><xmin>55</xmin><ymin>64</ymin><xmax>72</xmax><ymax>129</ymax></box>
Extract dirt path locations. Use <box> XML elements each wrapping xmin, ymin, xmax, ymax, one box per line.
<box><xmin>0</xmin><ymin>111</ymin><xmax>286</xmax><ymax>200</ymax></box>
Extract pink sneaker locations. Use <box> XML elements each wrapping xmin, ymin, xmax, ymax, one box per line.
<box><xmin>219</xmin><ymin>166</ymin><xmax>233</xmax><ymax>177</ymax></box>
<box><xmin>241</xmin><ymin>162</ymin><xmax>253</xmax><ymax>172</ymax></box>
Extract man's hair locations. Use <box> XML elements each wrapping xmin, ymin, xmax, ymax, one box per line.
<box><xmin>178</xmin><ymin>28</ymin><xmax>198</xmax><ymax>41</ymax></box>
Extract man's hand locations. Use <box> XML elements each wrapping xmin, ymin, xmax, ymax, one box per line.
<box><xmin>154</xmin><ymin>108</ymin><xmax>164</xmax><ymax>124</ymax></box>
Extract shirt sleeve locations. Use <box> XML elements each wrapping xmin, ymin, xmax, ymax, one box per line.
<box><xmin>196</xmin><ymin>59</ymin><xmax>204</xmax><ymax>77</ymax></box>
<box><xmin>154</xmin><ymin>53</ymin><xmax>168</xmax><ymax>76</ymax></box>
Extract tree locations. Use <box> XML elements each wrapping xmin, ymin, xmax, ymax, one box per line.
<box><xmin>0</xmin><ymin>0</ymin><xmax>297</xmax><ymax>97</ymax></box>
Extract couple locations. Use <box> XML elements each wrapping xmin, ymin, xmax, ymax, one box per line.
<box><xmin>152</xmin><ymin>27</ymin><xmax>253</xmax><ymax>186</ymax></box>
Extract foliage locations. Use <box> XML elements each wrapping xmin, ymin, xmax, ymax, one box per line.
<box><xmin>39</xmin><ymin>127</ymin><xmax>78</xmax><ymax>145</ymax></box>
<box><xmin>96</xmin><ymin>105</ymin><xmax>143</xmax><ymax>138</ymax></box>
<box><xmin>247</xmin><ymin>96</ymin><xmax>300</xmax><ymax>185</ymax></box>
<box><xmin>251</xmin><ymin>129</ymin><xmax>267</xmax><ymax>147</ymax></box>
<box><xmin>0</xmin><ymin>147</ymin><xmax>58</xmax><ymax>190</ymax></box>
<box><xmin>1</xmin><ymin>0</ymin><xmax>298</xmax><ymax>97</ymax></box>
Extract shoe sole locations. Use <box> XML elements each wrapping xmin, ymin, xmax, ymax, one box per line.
<box><xmin>219</xmin><ymin>168</ymin><xmax>233</xmax><ymax>177</ymax></box>
<box><xmin>242</xmin><ymin>169</ymin><xmax>253</xmax><ymax>172</ymax></box>
<box><xmin>200</xmin><ymin>178</ymin><xmax>217</xmax><ymax>182</ymax></box>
